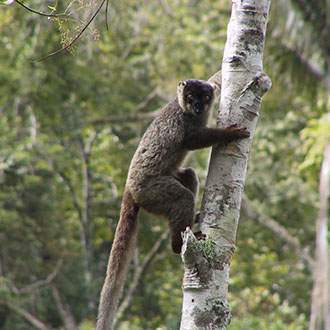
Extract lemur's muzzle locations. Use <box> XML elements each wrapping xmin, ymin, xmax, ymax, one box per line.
<box><xmin>193</xmin><ymin>102</ymin><xmax>203</xmax><ymax>114</ymax></box>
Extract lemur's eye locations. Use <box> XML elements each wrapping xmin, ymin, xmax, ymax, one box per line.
<box><xmin>205</xmin><ymin>95</ymin><xmax>211</xmax><ymax>102</ymax></box>
<box><xmin>187</xmin><ymin>94</ymin><xmax>194</xmax><ymax>101</ymax></box>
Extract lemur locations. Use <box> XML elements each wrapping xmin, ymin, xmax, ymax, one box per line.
<box><xmin>96</xmin><ymin>72</ymin><xmax>249</xmax><ymax>330</ymax></box>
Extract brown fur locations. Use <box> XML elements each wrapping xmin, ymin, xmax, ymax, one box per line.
<box><xmin>97</xmin><ymin>76</ymin><xmax>249</xmax><ymax>329</ymax></box>
<box><xmin>174</xmin><ymin>167</ymin><xmax>199</xmax><ymax>196</ymax></box>
<box><xmin>96</xmin><ymin>190</ymin><xmax>139</xmax><ymax>330</ymax></box>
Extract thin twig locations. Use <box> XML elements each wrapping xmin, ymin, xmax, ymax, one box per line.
<box><xmin>105</xmin><ymin>0</ymin><xmax>110</xmax><ymax>31</ymax></box>
<box><xmin>10</xmin><ymin>259</ymin><xmax>63</xmax><ymax>294</ymax></box>
<box><xmin>35</xmin><ymin>0</ymin><xmax>106</xmax><ymax>62</ymax></box>
<box><xmin>15</xmin><ymin>0</ymin><xmax>74</xmax><ymax>19</ymax></box>
<box><xmin>83</xmin><ymin>130</ymin><xmax>100</xmax><ymax>156</ymax></box>
<box><xmin>56</xmin><ymin>169</ymin><xmax>83</xmax><ymax>221</ymax></box>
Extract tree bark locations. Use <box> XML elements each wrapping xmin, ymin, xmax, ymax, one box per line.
<box><xmin>180</xmin><ymin>1</ymin><xmax>272</xmax><ymax>329</ymax></box>
<box><xmin>309</xmin><ymin>145</ymin><xmax>330</xmax><ymax>330</ymax></box>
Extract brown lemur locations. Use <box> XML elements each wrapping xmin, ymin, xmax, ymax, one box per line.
<box><xmin>96</xmin><ymin>71</ymin><xmax>249</xmax><ymax>330</ymax></box>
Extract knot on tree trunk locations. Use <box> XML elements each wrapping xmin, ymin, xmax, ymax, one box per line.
<box><xmin>181</xmin><ymin>228</ymin><xmax>236</xmax><ymax>289</ymax></box>
<box><xmin>181</xmin><ymin>228</ymin><xmax>211</xmax><ymax>289</ymax></box>
<box><xmin>240</xmin><ymin>72</ymin><xmax>272</xmax><ymax>99</ymax></box>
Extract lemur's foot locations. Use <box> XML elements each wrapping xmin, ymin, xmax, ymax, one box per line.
<box><xmin>194</xmin><ymin>231</ymin><xmax>206</xmax><ymax>241</ymax></box>
<box><xmin>194</xmin><ymin>211</ymin><xmax>201</xmax><ymax>224</ymax></box>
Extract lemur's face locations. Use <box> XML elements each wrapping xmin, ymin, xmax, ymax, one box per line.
<box><xmin>177</xmin><ymin>79</ymin><xmax>215</xmax><ymax>116</ymax></box>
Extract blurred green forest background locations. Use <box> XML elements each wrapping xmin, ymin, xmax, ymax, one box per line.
<box><xmin>0</xmin><ymin>1</ymin><xmax>329</xmax><ymax>329</ymax></box>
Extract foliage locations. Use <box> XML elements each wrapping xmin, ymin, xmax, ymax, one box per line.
<box><xmin>0</xmin><ymin>0</ymin><xmax>328</xmax><ymax>329</ymax></box>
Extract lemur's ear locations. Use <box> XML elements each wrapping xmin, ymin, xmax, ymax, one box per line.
<box><xmin>208</xmin><ymin>81</ymin><xmax>221</xmax><ymax>100</ymax></box>
<box><xmin>177</xmin><ymin>81</ymin><xmax>187</xmax><ymax>111</ymax></box>
<box><xmin>209</xmin><ymin>82</ymin><xmax>216</xmax><ymax>91</ymax></box>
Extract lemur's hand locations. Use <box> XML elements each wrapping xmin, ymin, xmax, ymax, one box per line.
<box><xmin>226</xmin><ymin>124</ymin><xmax>250</xmax><ymax>138</ymax></box>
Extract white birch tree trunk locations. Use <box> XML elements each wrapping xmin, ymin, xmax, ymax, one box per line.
<box><xmin>180</xmin><ymin>1</ymin><xmax>271</xmax><ymax>329</ymax></box>
<box><xmin>309</xmin><ymin>145</ymin><xmax>330</xmax><ymax>330</ymax></box>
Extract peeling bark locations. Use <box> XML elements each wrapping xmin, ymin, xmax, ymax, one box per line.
<box><xmin>180</xmin><ymin>1</ymin><xmax>271</xmax><ymax>329</ymax></box>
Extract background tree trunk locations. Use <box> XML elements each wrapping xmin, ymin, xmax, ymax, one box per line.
<box><xmin>180</xmin><ymin>1</ymin><xmax>272</xmax><ymax>329</ymax></box>
<box><xmin>309</xmin><ymin>145</ymin><xmax>330</xmax><ymax>330</ymax></box>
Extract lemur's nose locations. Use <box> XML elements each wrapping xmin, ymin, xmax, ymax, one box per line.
<box><xmin>194</xmin><ymin>102</ymin><xmax>203</xmax><ymax>113</ymax></box>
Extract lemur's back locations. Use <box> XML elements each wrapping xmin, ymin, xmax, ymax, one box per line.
<box><xmin>127</xmin><ymin>99</ymin><xmax>187</xmax><ymax>185</ymax></box>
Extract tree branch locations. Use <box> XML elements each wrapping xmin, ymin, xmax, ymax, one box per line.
<box><xmin>10</xmin><ymin>259</ymin><xmax>63</xmax><ymax>294</ymax></box>
<box><xmin>0</xmin><ymin>300</ymin><xmax>52</xmax><ymax>330</ymax></box>
<box><xmin>15</xmin><ymin>0</ymin><xmax>75</xmax><ymax>20</ymax></box>
<box><xmin>289</xmin><ymin>0</ymin><xmax>329</xmax><ymax>52</ymax></box>
<box><xmin>51</xmin><ymin>285</ymin><xmax>78</xmax><ymax>330</ymax></box>
<box><xmin>278</xmin><ymin>42</ymin><xmax>325</xmax><ymax>81</ymax></box>
<box><xmin>112</xmin><ymin>230</ymin><xmax>170</xmax><ymax>328</ymax></box>
<box><xmin>241</xmin><ymin>197</ymin><xmax>314</xmax><ymax>269</ymax></box>
<box><xmin>89</xmin><ymin>87</ymin><xmax>169</xmax><ymax>126</ymax></box>
<box><xmin>56</xmin><ymin>169</ymin><xmax>83</xmax><ymax>221</ymax></box>
<box><xmin>35</xmin><ymin>0</ymin><xmax>106</xmax><ymax>61</ymax></box>
<box><xmin>78</xmin><ymin>131</ymin><xmax>100</xmax><ymax>310</ymax></box>
<box><xmin>105</xmin><ymin>0</ymin><xmax>110</xmax><ymax>31</ymax></box>
<box><xmin>289</xmin><ymin>0</ymin><xmax>326</xmax><ymax>32</ymax></box>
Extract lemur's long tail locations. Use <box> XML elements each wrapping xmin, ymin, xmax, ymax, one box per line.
<box><xmin>96</xmin><ymin>189</ymin><xmax>139</xmax><ymax>330</ymax></box>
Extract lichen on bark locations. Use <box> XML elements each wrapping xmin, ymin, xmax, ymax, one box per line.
<box><xmin>193</xmin><ymin>298</ymin><xmax>231</xmax><ymax>329</ymax></box>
